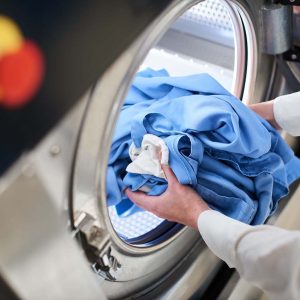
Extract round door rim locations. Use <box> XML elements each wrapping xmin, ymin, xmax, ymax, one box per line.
<box><xmin>71</xmin><ymin>0</ymin><xmax>258</xmax><ymax>289</ymax></box>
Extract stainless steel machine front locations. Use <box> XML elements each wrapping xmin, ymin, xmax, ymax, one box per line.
<box><xmin>0</xmin><ymin>0</ymin><xmax>299</xmax><ymax>299</ymax></box>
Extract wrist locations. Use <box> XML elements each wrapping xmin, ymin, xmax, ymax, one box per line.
<box><xmin>190</xmin><ymin>204</ymin><xmax>211</xmax><ymax>229</ymax></box>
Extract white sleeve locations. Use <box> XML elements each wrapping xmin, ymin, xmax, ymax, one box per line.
<box><xmin>273</xmin><ymin>91</ymin><xmax>300</xmax><ymax>136</ymax></box>
<box><xmin>198</xmin><ymin>210</ymin><xmax>300</xmax><ymax>300</ymax></box>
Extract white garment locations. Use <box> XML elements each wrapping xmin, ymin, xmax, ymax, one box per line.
<box><xmin>198</xmin><ymin>211</ymin><xmax>300</xmax><ymax>300</ymax></box>
<box><xmin>197</xmin><ymin>93</ymin><xmax>300</xmax><ymax>299</ymax></box>
<box><xmin>126</xmin><ymin>134</ymin><xmax>169</xmax><ymax>179</ymax></box>
<box><xmin>274</xmin><ymin>91</ymin><xmax>300</xmax><ymax>136</ymax></box>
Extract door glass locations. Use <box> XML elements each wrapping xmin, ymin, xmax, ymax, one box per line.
<box><xmin>107</xmin><ymin>0</ymin><xmax>236</xmax><ymax>244</ymax></box>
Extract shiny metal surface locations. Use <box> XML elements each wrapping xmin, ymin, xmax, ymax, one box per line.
<box><xmin>72</xmin><ymin>2</ymin><xmax>206</xmax><ymax>298</ymax></box>
<box><xmin>32</xmin><ymin>96</ymin><xmax>88</xmax><ymax>212</ymax></box>
<box><xmin>0</xmin><ymin>90</ymin><xmax>107</xmax><ymax>299</ymax></box>
<box><xmin>232</xmin><ymin>0</ymin><xmax>258</xmax><ymax>103</ymax></box>
<box><xmin>108</xmin><ymin>206</ymin><xmax>163</xmax><ymax>240</ymax></box>
<box><xmin>222</xmin><ymin>0</ymin><xmax>246</xmax><ymax>98</ymax></box>
<box><xmin>72</xmin><ymin>0</ymin><xmax>274</xmax><ymax>298</ymax></box>
<box><xmin>138</xmin><ymin>2</ymin><xmax>289</xmax><ymax>298</ymax></box>
<box><xmin>143</xmin><ymin>247</ymin><xmax>223</xmax><ymax>300</ymax></box>
<box><xmin>172</xmin><ymin>0</ymin><xmax>235</xmax><ymax>47</ymax></box>
<box><xmin>261</xmin><ymin>4</ymin><xmax>292</xmax><ymax>55</ymax></box>
<box><xmin>0</xmin><ymin>163</ymin><xmax>106</xmax><ymax>300</ymax></box>
<box><xmin>0</xmin><ymin>0</ymin><xmax>285</xmax><ymax>299</ymax></box>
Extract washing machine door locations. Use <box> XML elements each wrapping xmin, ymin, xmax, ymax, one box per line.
<box><xmin>0</xmin><ymin>0</ymin><xmax>297</xmax><ymax>299</ymax></box>
<box><xmin>70</xmin><ymin>0</ymin><xmax>296</xmax><ymax>299</ymax></box>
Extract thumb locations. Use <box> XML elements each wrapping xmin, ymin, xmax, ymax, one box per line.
<box><xmin>125</xmin><ymin>188</ymin><xmax>157</xmax><ymax>211</ymax></box>
<box><xmin>161</xmin><ymin>164</ymin><xmax>178</xmax><ymax>186</ymax></box>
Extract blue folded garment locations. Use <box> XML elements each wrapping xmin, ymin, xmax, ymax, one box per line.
<box><xmin>107</xmin><ymin>68</ymin><xmax>300</xmax><ymax>225</ymax></box>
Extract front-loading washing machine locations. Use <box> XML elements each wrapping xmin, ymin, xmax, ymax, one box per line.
<box><xmin>0</xmin><ymin>1</ymin><xmax>299</xmax><ymax>299</ymax></box>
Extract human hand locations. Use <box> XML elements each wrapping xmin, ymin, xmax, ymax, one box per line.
<box><xmin>248</xmin><ymin>100</ymin><xmax>281</xmax><ymax>130</ymax></box>
<box><xmin>125</xmin><ymin>164</ymin><xmax>210</xmax><ymax>229</ymax></box>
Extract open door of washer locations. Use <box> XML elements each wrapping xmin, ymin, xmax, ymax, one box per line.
<box><xmin>70</xmin><ymin>1</ymin><xmax>297</xmax><ymax>299</ymax></box>
<box><xmin>0</xmin><ymin>1</ymin><xmax>298</xmax><ymax>299</ymax></box>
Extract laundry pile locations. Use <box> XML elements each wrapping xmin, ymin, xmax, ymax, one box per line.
<box><xmin>106</xmin><ymin>68</ymin><xmax>300</xmax><ymax>225</ymax></box>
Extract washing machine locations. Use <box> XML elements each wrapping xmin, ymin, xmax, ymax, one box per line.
<box><xmin>0</xmin><ymin>1</ymin><xmax>299</xmax><ymax>299</ymax></box>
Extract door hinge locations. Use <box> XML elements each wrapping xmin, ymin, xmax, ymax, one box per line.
<box><xmin>74</xmin><ymin>211</ymin><xmax>121</xmax><ymax>281</ymax></box>
<box><xmin>92</xmin><ymin>247</ymin><xmax>121</xmax><ymax>281</ymax></box>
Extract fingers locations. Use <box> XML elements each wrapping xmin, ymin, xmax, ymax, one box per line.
<box><xmin>248</xmin><ymin>101</ymin><xmax>281</xmax><ymax>130</ymax></box>
<box><xmin>158</xmin><ymin>149</ymin><xmax>178</xmax><ymax>185</ymax></box>
<box><xmin>158</xmin><ymin>150</ymin><xmax>162</xmax><ymax>162</ymax></box>
<box><xmin>125</xmin><ymin>188</ymin><xmax>157</xmax><ymax>212</ymax></box>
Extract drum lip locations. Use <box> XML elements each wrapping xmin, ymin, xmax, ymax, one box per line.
<box><xmin>125</xmin><ymin>222</ymin><xmax>184</xmax><ymax>246</ymax></box>
<box><xmin>71</xmin><ymin>0</ymin><xmax>257</xmax><ymax>256</ymax></box>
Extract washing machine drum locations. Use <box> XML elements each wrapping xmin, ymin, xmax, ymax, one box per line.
<box><xmin>70</xmin><ymin>0</ymin><xmax>294</xmax><ymax>299</ymax></box>
<box><xmin>0</xmin><ymin>1</ymin><xmax>298</xmax><ymax>299</ymax></box>
<box><xmin>0</xmin><ymin>0</ymin><xmax>291</xmax><ymax>299</ymax></box>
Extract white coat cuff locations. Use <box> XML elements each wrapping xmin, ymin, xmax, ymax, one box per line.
<box><xmin>197</xmin><ymin>210</ymin><xmax>252</xmax><ymax>268</ymax></box>
<box><xmin>273</xmin><ymin>92</ymin><xmax>300</xmax><ymax>136</ymax></box>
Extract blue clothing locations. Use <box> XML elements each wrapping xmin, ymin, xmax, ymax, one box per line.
<box><xmin>107</xmin><ymin>68</ymin><xmax>300</xmax><ymax>224</ymax></box>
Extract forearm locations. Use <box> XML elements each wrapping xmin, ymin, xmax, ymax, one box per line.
<box><xmin>249</xmin><ymin>101</ymin><xmax>280</xmax><ymax>130</ymax></box>
<box><xmin>249</xmin><ymin>91</ymin><xmax>300</xmax><ymax>136</ymax></box>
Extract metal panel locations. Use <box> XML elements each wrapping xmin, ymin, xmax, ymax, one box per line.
<box><xmin>261</xmin><ymin>4</ymin><xmax>292</xmax><ymax>54</ymax></box>
<box><xmin>0</xmin><ymin>167</ymin><xmax>106</xmax><ymax>300</ymax></box>
<box><xmin>172</xmin><ymin>0</ymin><xmax>235</xmax><ymax>47</ymax></box>
<box><xmin>0</xmin><ymin>0</ymin><xmax>283</xmax><ymax>299</ymax></box>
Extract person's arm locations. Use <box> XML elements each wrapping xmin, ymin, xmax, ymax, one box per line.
<box><xmin>273</xmin><ymin>92</ymin><xmax>300</xmax><ymax>136</ymax></box>
<box><xmin>249</xmin><ymin>101</ymin><xmax>280</xmax><ymax>130</ymax></box>
<box><xmin>198</xmin><ymin>210</ymin><xmax>300</xmax><ymax>300</ymax></box>
<box><xmin>249</xmin><ymin>91</ymin><xmax>300</xmax><ymax>136</ymax></box>
<box><xmin>126</xmin><ymin>164</ymin><xmax>300</xmax><ymax>300</ymax></box>
<box><xmin>126</xmin><ymin>164</ymin><xmax>210</xmax><ymax>229</ymax></box>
